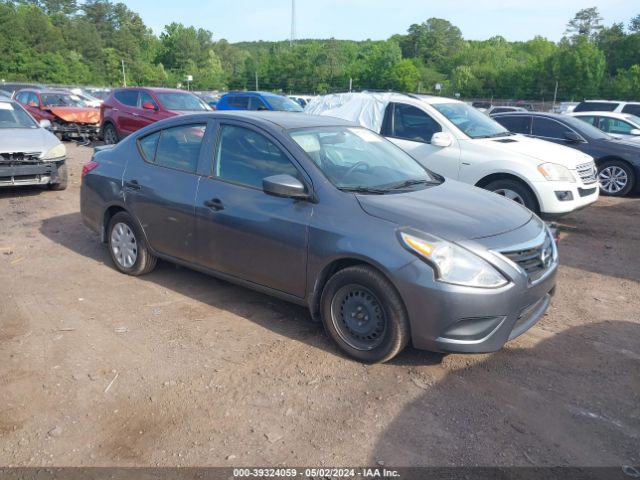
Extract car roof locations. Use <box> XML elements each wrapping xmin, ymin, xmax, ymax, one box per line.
<box><xmin>114</xmin><ymin>87</ymin><xmax>194</xmax><ymax>94</ymax></box>
<box><xmin>571</xmin><ymin>111</ymin><xmax>639</xmax><ymax>120</ymax></box>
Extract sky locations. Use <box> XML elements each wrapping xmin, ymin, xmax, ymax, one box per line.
<box><xmin>122</xmin><ymin>0</ymin><xmax>637</xmax><ymax>43</ymax></box>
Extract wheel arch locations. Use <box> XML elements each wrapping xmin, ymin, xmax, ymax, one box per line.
<box><xmin>475</xmin><ymin>172</ymin><xmax>541</xmax><ymax>213</ymax></box>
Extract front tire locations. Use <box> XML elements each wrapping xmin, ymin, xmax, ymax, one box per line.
<box><xmin>103</xmin><ymin>123</ymin><xmax>119</xmax><ymax>145</ymax></box>
<box><xmin>484</xmin><ymin>179</ymin><xmax>539</xmax><ymax>214</ymax></box>
<box><xmin>320</xmin><ymin>265</ymin><xmax>410</xmax><ymax>363</ymax></box>
<box><xmin>107</xmin><ymin>211</ymin><xmax>157</xmax><ymax>276</ymax></box>
<box><xmin>48</xmin><ymin>162</ymin><xmax>68</xmax><ymax>191</ymax></box>
<box><xmin>598</xmin><ymin>160</ymin><xmax>635</xmax><ymax>197</ymax></box>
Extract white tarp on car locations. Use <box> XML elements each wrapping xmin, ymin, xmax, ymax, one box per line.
<box><xmin>304</xmin><ymin>92</ymin><xmax>396</xmax><ymax>132</ymax></box>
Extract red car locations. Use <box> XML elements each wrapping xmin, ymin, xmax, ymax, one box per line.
<box><xmin>13</xmin><ymin>88</ymin><xmax>100</xmax><ymax>141</ymax></box>
<box><xmin>100</xmin><ymin>87</ymin><xmax>210</xmax><ymax>144</ymax></box>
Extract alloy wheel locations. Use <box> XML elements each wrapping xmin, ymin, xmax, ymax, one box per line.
<box><xmin>599</xmin><ymin>166</ymin><xmax>628</xmax><ymax>194</ymax></box>
<box><xmin>493</xmin><ymin>188</ymin><xmax>525</xmax><ymax>205</ymax></box>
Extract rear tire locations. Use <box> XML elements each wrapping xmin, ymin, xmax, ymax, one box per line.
<box><xmin>320</xmin><ymin>265</ymin><xmax>410</xmax><ymax>363</ymax></box>
<box><xmin>107</xmin><ymin>211</ymin><xmax>157</xmax><ymax>276</ymax></box>
<box><xmin>48</xmin><ymin>162</ymin><xmax>68</xmax><ymax>191</ymax></box>
<box><xmin>598</xmin><ymin>160</ymin><xmax>635</xmax><ymax>197</ymax></box>
<box><xmin>484</xmin><ymin>179</ymin><xmax>539</xmax><ymax>214</ymax></box>
<box><xmin>103</xmin><ymin>123</ymin><xmax>119</xmax><ymax>145</ymax></box>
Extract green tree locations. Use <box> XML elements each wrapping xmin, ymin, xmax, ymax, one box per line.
<box><xmin>565</xmin><ymin>7</ymin><xmax>603</xmax><ymax>42</ymax></box>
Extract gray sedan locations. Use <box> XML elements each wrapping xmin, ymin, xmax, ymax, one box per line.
<box><xmin>0</xmin><ymin>98</ymin><xmax>67</xmax><ymax>189</ymax></box>
<box><xmin>80</xmin><ymin>112</ymin><xmax>557</xmax><ymax>362</ymax></box>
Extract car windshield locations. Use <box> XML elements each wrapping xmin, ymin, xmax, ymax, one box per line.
<box><xmin>290</xmin><ymin>126</ymin><xmax>439</xmax><ymax>193</ymax></box>
<box><xmin>433</xmin><ymin>102</ymin><xmax>511</xmax><ymax>139</ymax></box>
<box><xmin>155</xmin><ymin>92</ymin><xmax>208</xmax><ymax>111</ymax></box>
<box><xmin>266</xmin><ymin>95</ymin><xmax>303</xmax><ymax>112</ymax></box>
<box><xmin>623</xmin><ymin>114</ymin><xmax>640</xmax><ymax>126</ymax></box>
<box><xmin>41</xmin><ymin>93</ymin><xmax>87</xmax><ymax>107</ymax></box>
<box><xmin>0</xmin><ymin>102</ymin><xmax>38</xmax><ymax>128</ymax></box>
<box><xmin>562</xmin><ymin>115</ymin><xmax>610</xmax><ymax>140</ymax></box>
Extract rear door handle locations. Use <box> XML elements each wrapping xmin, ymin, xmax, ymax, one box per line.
<box><xmin>204</xmin><ymin>198</ymin><xmax>224</xmax><ymax>211</ymax></box>
<box><xmin>132</xmin><ymin>112</ymin><xmax>140</xmax><ymax>117</ymax></box>
<box><xmin>124</xmin><ymin>180</ymin><xmax>140</xmax><ymax>190</ymax></box>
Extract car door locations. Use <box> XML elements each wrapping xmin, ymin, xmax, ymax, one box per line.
<box><xmin>194</xmin><ymin>122</ymin><xmax>311</xmax><ymax>298</ymax></box>
<box><xmin>123</xmin><ymin>122</ymin><xmax>209</xmax><ymax>262</ymax></box>
<box><xmin>136</xmin><ymin>91</ymin><xmax>161</xmax><ymax>130</ymax></box>
<box><xmin>380</xmin><ymin>102</ymin><xmax>461</xmax><ymax>179</ymax></box>
<box><xmin>113</xmin><ymin>90</ymin><xmax>140</xmax><ymax>136</ymax></box>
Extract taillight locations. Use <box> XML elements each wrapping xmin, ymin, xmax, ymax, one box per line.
<box><xmin>81</xmin><ymin>161</ymin><xmax>99</xmax><ymax>178</ymax></box>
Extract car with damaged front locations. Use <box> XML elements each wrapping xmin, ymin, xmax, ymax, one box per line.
<box><xmin>0</xmin><ymin>98</ymin><xmax>67</xmax><ymax>189</ymax></box>
<box><xmin>81</xmin><ymin>112</ymin><xmax>557</xmax><ymax>363</ymax></box>
<box><xmin>13</xmin><ymin>88</ymin><xmax>100</xmax><ymax>142</ymax></box>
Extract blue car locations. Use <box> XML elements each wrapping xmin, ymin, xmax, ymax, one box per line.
<box><xmin>216</xmin><ymin>91</ymin><xmax>303</xmax><ymax>112</ymax></box>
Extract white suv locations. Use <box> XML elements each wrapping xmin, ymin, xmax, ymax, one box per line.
<box><xmin>306</xmin><ymin>92</ymin><xmax>599</xmax><ymax>217</ymax></box>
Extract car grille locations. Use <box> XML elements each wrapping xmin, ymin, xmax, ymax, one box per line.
<box><xmin>576</xmin><ymin>161</ymin><xmax>598</xmax><ymax>185</ymax></box>
<box><xmin>0</xmin><ymin>152</ymin><xmax>41</xmax><ymax>164</ymax></box>
<box><xmin>501</xmin><ymin>232</ymin><xmax>555</xmax><ymax>283</ymax></box>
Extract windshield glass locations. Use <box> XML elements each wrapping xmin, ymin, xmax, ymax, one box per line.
<box><xmin>41</xmin><ymin>93</ymin><xmax>88</xmax><ymax>108</ymax></box>
<box><xmin>0</xmin><ymin>102</ymin><xmax>38</xmax><ymax>128</ymax></box>
<box><xmin>624</xmin><ymin>114</ymin><xmax>640</xmax><ymax>125</ymax></box>
<box><xmin>290</xmin><ymin>126</ymin><xmax>438</xmax><ymax>193</ymax></box>
<box><xmin>155</xmin><ymin>92</ymin><xmax>208</xmax><ymax>111</ymax></box>
<box><xmin>562</xmin><ymin>115</ymin><xmax>610</xmax><ymax>139</ymax></box>
<box><xmin>433</xmin><ymin>102</ymin><xmax>510</xmax><ymax>139</ymax></box>
<box><xmin>266</xmin><ymin>95</ymin><xmax>303</xmax><ymax>112</ymax></box>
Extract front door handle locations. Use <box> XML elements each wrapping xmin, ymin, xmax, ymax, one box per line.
<box><xmin>204</xmin><ymin>198</ymin><xmax>224</xmax><ymax>211</ymax></box>
<box><xmin>124</xmin><ymin>180</ymin><xmax>140</xmax><ymax>190</ymax></box>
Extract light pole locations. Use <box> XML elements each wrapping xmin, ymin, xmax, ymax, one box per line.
<box><xmin>186</xmin><ymin>75</ymin><xmax>193</xmax><ymax>91</ymax></box>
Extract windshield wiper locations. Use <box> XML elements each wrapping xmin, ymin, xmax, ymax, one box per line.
<box><xmin>339</xmin><ymin>186</ymin><xmax>390</xmax><ymax>195</ymax></box>
<box><xmin>383</xmin><ymin>178</ymin><xmax>440</xmax><ymax>190</ymax></box>
<box><xmin>475</xmin><ymin>132</ymin><xmax>514</xmax><ymax>139</ymax></box>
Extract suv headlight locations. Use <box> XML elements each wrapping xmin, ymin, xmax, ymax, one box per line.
<box><xmin>399</xmin><ymin>230</ymin><xmax>508</xmax><ymax>288</ymax></box>
<box><xmin>41</xmin><ymin>143</ymin><xmax>66</xmax><ymax>161</ymax></box>
<box><xmin>538</xmin><ymin>163</ymin><xmax>575</xmax><ymax>182</ymax></box>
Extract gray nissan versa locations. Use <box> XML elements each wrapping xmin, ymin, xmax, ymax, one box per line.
<box><xmin>80</xmin><ymin>112</ymin><xmax>557</xmax><ymax>363</ymax></box>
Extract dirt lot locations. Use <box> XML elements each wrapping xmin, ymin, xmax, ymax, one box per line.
<box><xmin>0</xmin><ymin>143</ymin><xmax>638</xmax><ymax>468</ymax></box>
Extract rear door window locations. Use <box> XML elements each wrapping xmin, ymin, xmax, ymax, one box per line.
<box><xmin>386</xmin><ymin>103</ymin><xmax>442</xmax><ymax>143</ymax></box>
<box><xmin>494</xmin><ymin>115</ymin><xmax>531</xmax><ymax>134</ymax></box>
<box><xmin>141</xmin><ymin>124</ymin><xmax>206</xmax><ymax>173</ymax></box>
<box><xmin>574</xmin><ymin>102</ymin><xmax>618</xmax><ymax>112</ymax></box>
<box><xmin>531</xmin><ymin>118</ymin><xmax>572</xmax><ymax>140</ymax></box>
<box><xmin>227</xmin><ymin>96</ymin><xmax>250</xmax><ymax>110</ymax></box>
<box><xmin>599</xmin><ymin>117</ymin><xmax>635</xmax><ymax>135</ymax></box>
<box><xmin>115</xmin><ymin>90</ymin><xmax>139</xmax><ymax>107</ymax></box>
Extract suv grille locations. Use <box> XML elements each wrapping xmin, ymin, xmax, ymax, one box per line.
<box><xmin>576</xmin><ymin>161</ymin><xmax>597</xmax><ymax>185</ymax></box>
<box><xmin>501</xmin><ymin>232</ymin><xmax>555</xmax><ymax>283</ymax></box>
<box><xmin>0</xmin><ymin>152</ymin><xmax>41</xmax><ymax>164</ymax></box>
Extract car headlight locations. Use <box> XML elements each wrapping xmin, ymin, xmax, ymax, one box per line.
<box><xmin>537</xmin><ymin>163</ymin><xmax>575</xmax><ymax>182</ymax></box>
<box><xmin>399</xmin><ymin>230</ymin><xmax>508</xmax><ymax>288</ymax></box>
<box><xmin>41</xmin><ymin>143</ymin><xmax>66</xmax><ymax>160</ymax></box>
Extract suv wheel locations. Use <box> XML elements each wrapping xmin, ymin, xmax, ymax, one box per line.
<box><xmin>320</xmin><ymin>265</ymin><xmax>410</xmax><ymax>363</ymax></box>
<box><xmin>103</xmin><ymin>123</ymin><xmax>119</xmax><ymax>145</ymax></box>
<box><xmin>484</xmin><ymin>179</ymin><xmax>538</xmax><ymax>213</ymax></box>
<box><xmin>598</xmin><ymin>160</ymin><xmax>635</xmax><ymax>197</ymax></box>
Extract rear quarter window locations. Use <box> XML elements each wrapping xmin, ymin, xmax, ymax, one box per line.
<box><xmin>574</xmin><ymin>102</ymin><xmax>618</xmax><ymax>112</ymax></box>
<box><xmin>621</xmin><ymin>104</ymin><xmax>640</xmax><ymax>116</ymax></box>
<box><xmin>114</xmin><ymin>90</ymin><xmax>139</xmax><ymax>107</ymax></box>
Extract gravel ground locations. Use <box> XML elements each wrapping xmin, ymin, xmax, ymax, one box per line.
<box><xmin>0</xmin><ymin>143</ymin><xmax>638</xmax><ymax>468</ymax></box>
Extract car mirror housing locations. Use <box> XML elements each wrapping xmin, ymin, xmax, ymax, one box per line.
<box><xmin>142</xmin><ymin>102</ymin><xmax>158</xmax><ymax>111</ymax></box>
<box><xmin>263</xmin><ymin>174</ymin><xmax>309</xmax><ymax>199</ymax></box>
<box><xmin>629</xmin><ymin>128</ymin><xmax>640</xmax><ymax>136</ymax></box>
<box><xmin>431</xmin><ymin>132</ymin><xmax>453</xmax><ymax>148</ymax></box>
<box><xmin>39</xmin><ymin>119</ymin><xmax>52</xmax><ymax>130</ymax></box>
<box><xmin>564</xmin><ymin>131</ymin><xmax>583</xmax><ymax>143</ymax></box>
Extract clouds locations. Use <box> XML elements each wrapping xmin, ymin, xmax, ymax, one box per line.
<box><xmin>124</xmin><ymin>0</ymin><xmax>636</xmax><ymax>43</ymax></box>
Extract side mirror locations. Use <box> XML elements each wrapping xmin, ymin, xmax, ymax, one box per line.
<box><xmin>28</xmin><ymin>101</ymin><xmax>39</xmax><ymax>107</ymax></box>
<box><xmin>142</xmin><ymin>102</ymin><xmax>157</xmax><ymax>111</ymax></box>
<box><xmin>629</xmin><ymin>128</ymin><xmax>640</xmax><ymax>136</ymax></box>
<box><xmin>431</xmin><ymin>132</ymin><xmax>453</xmax><ymax>148</ymax></box>
<box><xmin>39</xmin><ymin>119</ymin><xmax>52</xmax><ymax>130</ymax></box>
<box><xmin>564</xmin><ymin>131</ymin><xmax>583</xmax><ymax>143</ymax></box>
<box><xmin>263</xmin><ymin>174</ymin><xmax>308</xmax><ymax>199</ymax></box>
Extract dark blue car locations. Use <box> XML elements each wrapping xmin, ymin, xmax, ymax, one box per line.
<box><xmin>216</xmin><ymin>91</ymin><xmax>303</xmax><ymax>112</ymax></box>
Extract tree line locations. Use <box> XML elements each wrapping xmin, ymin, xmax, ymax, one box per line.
<box><xmin>1</xmin><ymin>1</ymin><xmax>639</xmax><ymax>100</ymax></box>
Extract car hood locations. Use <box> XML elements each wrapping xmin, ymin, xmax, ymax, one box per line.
<box><xmin>0</xmin><ymin>128</ymin><xmax>60</xmax><ymax>155</ymax></box>
<box><xmin>48</xmin><ymin>107</ymin><xmax>100</xmax><ymax>124</ymax></box>
<box><xmin>469</xmin><ymin>134</ymin><xmax>593</xmax><ymax>167</ymax></box>
<box><xmin>356</xmin><ymin>180</ymin><xmax>533</xmax><ymax>241</ymax></box>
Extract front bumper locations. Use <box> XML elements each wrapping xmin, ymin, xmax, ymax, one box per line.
<box><xmin>534</xmin><ymin>179</ymin><xmax>599</xmax><ymax>216</ymax></box>
<box><xmin>393</xmin><ymin>223</ymin><xmax>557</xmax><ymax>353</ymax></box>
<box><xmin>52</xmin><ymin>122</ymin><xmax>100</xmax><ymax>139</ymax></box>
<box><xmin>0</xmin><ymin>159</ymin><xmax>64</xmax><ymax>187</ymax></box>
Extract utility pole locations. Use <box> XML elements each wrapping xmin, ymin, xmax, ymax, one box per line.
<box><xmin>552</xmin><ymin>80</ymin><xmax>559</xmax><ymax>109</ymax></box>
<box><xmin>255</xmin><ymin>72</ymin><xmax>259</xmax><ymax>91</ymax></box>
<box><xmin>121</xmin><ymin>59</ymin><xmax>127</xmax><ymax>87</ymax></box>
<box><xmin>349</xmin><ymin>78</ymin><xmax>352</xmax><ymax>92</ymax></box>
<box><xmin>290</xmin><ymin>0</ymin><xmax>296</xmax><ymax>47</ymax></box>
